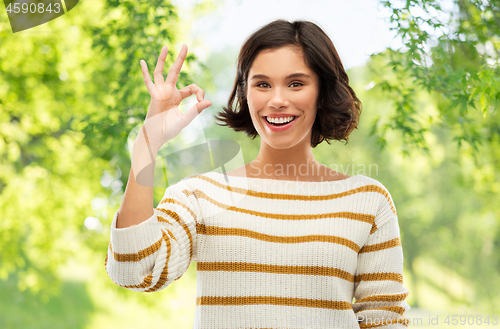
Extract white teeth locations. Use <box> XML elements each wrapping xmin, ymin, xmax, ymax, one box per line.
<box><xmin>266</xmin><ymin>116</ymin><xmax>295</xmax><ymax>124</ymax></box>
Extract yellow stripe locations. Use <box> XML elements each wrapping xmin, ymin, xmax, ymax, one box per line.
<box><xmin>359</xmin><ymin>237</ymin><xmax>401</xmax><ymax>253</ymax></box>
<box><xmin>156</xmin><ymin>215</ymin><xmax>177</xmax><ymax>241</ymax></box>
<box><xmin>157</xmin><ymin>215</ymin><xmax>172</xmax><ymax>225</ymax></box>
<box><xmin>109</xmin><ymin>237</ymin><xmax>163</xmax><ymax>262</ymax></box>
<box><xmin>165</xmin><ymin>228</ymin><xmax>177</xmax><ymax>241</ymax></box>
<box><xmin>354</xmin><ymin>272</ymin><xmax>403</xmax><ymax>284</ymax></box>
<box><xmin>196</xmin><ymin>296</ymin><xmax>352</xmax><ymax>309</ymax></box>
<box><xmin>197</xmin><ymin>262</ymin><xmax>354</xmax><ymax>282</ymax></box>
<box><xmin>357</xmin><ymin>306</ymin><xmax>406</xmax><ymax>316</ymax></box>
<box><xmin>157</xmin><ymin>197</ymin><xmax>198</xmax><ymax>220</ymax></box>
<box><xmin>156</xmin><ymin>208</ymin><xmax>194</xmax><ymax>264</ymax></box>
<box><xmin>196</xmin><ymin>223</ymin><xmax>361</xmax><ymax>252</ymax></box>
<box><xmin>193</xmin><ymin>174</ymin><xmax>397</xmax><ymax>216</ymax></box>
<box><xmin>108</xmin><ymin>212</ymin><xmax>186</xmax><ymax>263</ymax></box>
<box><xmin>108</xmin><ymin>230</ymin><xmax>171</xmax><ymax>290</ymax></box>
<box><xmin>355</xmin><ymin>292</ymin><xmax>409</xmax><ymax>303</ymax></box>
<box><xmin>121</xmin><ymin>273</ymin><xmax>154</xmax><ymax>289</ymax></box>
<box><xmin>185</xmin><ymin>189</ymin><xmax>375</xmax><ymax>226</ymax></box>
<box><xmin>145</xmin><ymin>230</ymin><xmax>173</xmax><ymax>292</ymax></box>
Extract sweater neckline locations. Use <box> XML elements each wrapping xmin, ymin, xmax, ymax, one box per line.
<box><xmin>189</xmin><ymin>172</ymin><xmax>367</xmax><ymax>196</ymax></box>
<box><xmin>209</xmin><ymin>171</ymin><xmax>361</xmax><ymax>185</ymax></box>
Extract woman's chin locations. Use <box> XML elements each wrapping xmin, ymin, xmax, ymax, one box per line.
<box><xmin>265</xmin><ymin>139</ymin><xmax>300</xmax><ymax>150</ymax></box>
<box><xmin>263</xmin><ymin>131</ymin><xmax>311</xmax><ymax>150</ymax></box>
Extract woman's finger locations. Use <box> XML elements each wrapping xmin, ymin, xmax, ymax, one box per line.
<box><xmin>140</xmin><ymin>60</ymin><xmax>155</xmax><ymax>92</ymax></box>
<box><xmin>180</xmin><ymin>100</ymin><xmax>212</xmax><ymax>128</ymax></box>
<box><xmin>153</xmin><ymin>46</ymin><xmax>168</xmax><ymax>85</ymax></box>
<box><xmin>178</xmin><ymin>83</ymin><xmax>205</xmax><ymax>102</ymax></box>
<box><xmin>165</xmin><ymin>44</ymin><xmax>187</xmax><ymax>87</ymax></box>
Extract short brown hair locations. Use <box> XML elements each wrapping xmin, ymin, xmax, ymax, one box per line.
<box><xmin>214</xmin><ymin>19</ymin><xmax>362</xmax><ymax>147</ymax></box>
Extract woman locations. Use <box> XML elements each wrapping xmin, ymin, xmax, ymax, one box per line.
<box><xmin>105</xmin><ymin>19</ymin><xmax>410</xmax><ymax>328</ymax></box>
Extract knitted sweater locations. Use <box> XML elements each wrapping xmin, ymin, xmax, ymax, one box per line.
<box><xmin>105</xmin><ymin>171</ymin><xmax>411</xmax><ymax>328</ymax></box>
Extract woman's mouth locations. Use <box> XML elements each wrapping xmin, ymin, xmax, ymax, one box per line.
<box><xmin>263</xmin><ymin>116</ymin><xmax>298</xmax><ymax>132</ymax></box>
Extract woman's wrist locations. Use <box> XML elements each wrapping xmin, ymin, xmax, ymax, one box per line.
<box><xmin>134</xmin><ymin>125</ymin><xmax>162</xmax><ymax>155</ymax></box>
<box><xmin>131</xmin><ymin>134</ymin><xmax>160</xmax><ymax>187</ymax></box>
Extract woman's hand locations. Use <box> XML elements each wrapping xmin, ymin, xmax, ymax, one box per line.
<box><xmin>137</xmin><ymin>44</ymin><xmax>212</xmax><ymax>151</ymax></box>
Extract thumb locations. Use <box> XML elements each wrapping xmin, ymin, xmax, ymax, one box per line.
<box><xmin>180</xmin><ymin>100</ymin><xmax>212</xmax><ymax>127</ymax></box>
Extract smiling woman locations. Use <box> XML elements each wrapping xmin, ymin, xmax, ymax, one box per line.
<box><xmin>214</xmin><ymin>20</ymin><xmax>363</xmax><ymax>181</ymax></box>
<box><xmin>105</xmin><ymin>18</ymin><xmax>410</xmax><ymax>329</ymax></box>
<box><xmin>247</xmin><ymin>46</ymin><xmax>320</xmax><ymax>150</ymax></box>
<box><xmin>215</xmin><ymin>20</ymin><xmax>362</xmax><ymax>146</ymax></box>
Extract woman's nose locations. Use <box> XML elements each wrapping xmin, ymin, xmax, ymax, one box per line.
<box><xmin>268</xmin><ymin>87</ymin><xmax>289</xmax><ymax>108</ymax></box>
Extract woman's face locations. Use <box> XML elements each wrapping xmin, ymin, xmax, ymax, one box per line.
<box><xmin>246</xmin><ymin>46</ymin><xmax>320</xmax><ymax>150</ymax></box>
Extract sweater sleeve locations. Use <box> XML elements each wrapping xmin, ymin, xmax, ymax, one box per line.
<box><xmin>353</xmin><ymin>187</ymin><xmax>411</xmax><ymax>328</ymax></box>
<box><xmin>104</xmin><ymin>181</ymin><xmax>199</xmax><ymax>293</ymax></box>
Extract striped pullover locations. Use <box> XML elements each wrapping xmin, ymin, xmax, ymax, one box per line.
<box><xmin>105</xmin><ymin>171</ymin><xmax>411</xmax><ymax>328</ymax></box>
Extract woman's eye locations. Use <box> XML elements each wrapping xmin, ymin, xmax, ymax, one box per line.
<box><xmin>256</xmin><ymin>82</ymin><xmax>303</xmax><ymax>88</ymax></box>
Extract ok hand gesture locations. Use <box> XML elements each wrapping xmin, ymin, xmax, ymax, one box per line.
<box><xmin>137</xmin><ymin>44</ymin><xmax>212</xmax><ymax>152</ymax></box>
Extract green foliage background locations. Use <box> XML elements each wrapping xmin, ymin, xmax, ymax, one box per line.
<box><xmin>0</xmin><ymin>0</ymin><xmax>498</xmax><ymax>328</ymax></box>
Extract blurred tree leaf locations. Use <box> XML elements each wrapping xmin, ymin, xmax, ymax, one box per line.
<box><xmin>370</xmin><ymin>0</ymin><xmax>499</xmax><ymax>159</ymax></box>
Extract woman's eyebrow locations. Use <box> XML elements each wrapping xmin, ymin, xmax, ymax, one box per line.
<box><xmin>250</xmin><ymin>73</ymin><xmax>311</xmax><ymax>80</ymax></box>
